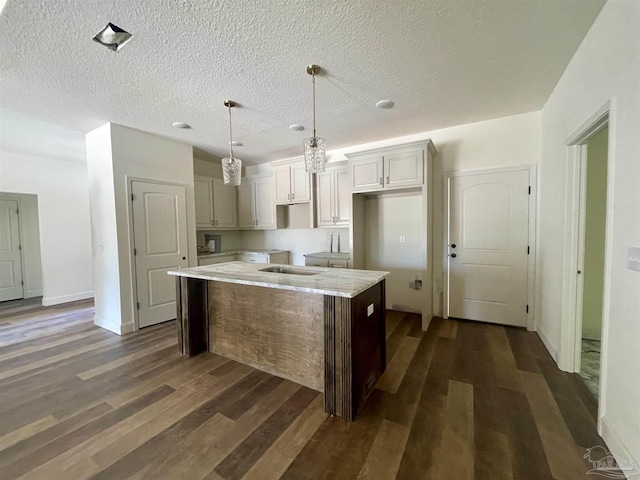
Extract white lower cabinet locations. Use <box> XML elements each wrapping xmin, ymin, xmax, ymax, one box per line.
<box><xmin>197</xmin><ymin>254</ymin><xmax>236</xmax><ymax>266</ymax></box>
<box><xmin>198</xmin><ymin>251</ymin><xmax>290</xmax><ymax>266</ymax></box>
<box><xmin>237</xmin><ymin>253</ymin><xmax>269</xmax><ymax>264</ymax></box>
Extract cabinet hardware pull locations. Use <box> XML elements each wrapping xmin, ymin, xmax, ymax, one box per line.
<box><xmin>386</xmin><ymin>176</ymin><xmax>389</xmax><ymax>184</ymax></box>
<box><xmin>379</xmin><ymin>177</ymin><xmax>382</xmax><ymax>185</ymax></box>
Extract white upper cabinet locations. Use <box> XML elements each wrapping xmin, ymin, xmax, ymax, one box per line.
<box><xmin>384</xmin><ymin>150</ymin><xmax>424</xmax><ymax>189</ymax></box>
<box><xmin>347</xmin><ymin>142</ymin><xmax>435</xmax><ymax>193</ymax></box>
<box><xmin>212</xmin><ymin>178</ymin><xmax>237</xmax><ymax>228</ymax></box>
<box><xmin>237</xmin><ymin>174</ymin><xmax>275</xmax><ymax>229</ymax></box>
<box><xmin>316</xmin><ymin>164</ymin><xmax>350</xmax><ymax>227</ymax></box>
<box><xmin>195</xmin><ymin>176</ymin><xmax>238</xmax><ymax>229</ymax></box>
<box><xmin>194</xmin><ymin>176</ymin><xmax>214</xmax><ymax>228</ymax></box>
<box><xmin>273</xmin><ymin>162</ymin><xmax>311</xmax><ymax>204</ymax></box>
<box><xmin>351</xmin><ymin>156</ymin><xmax>384</xmax><ymax>192</ymax></box>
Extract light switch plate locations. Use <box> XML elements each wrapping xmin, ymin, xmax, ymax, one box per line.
<box><xmin>627</xmin><ymin>246</ymin><xmax>640</xmax><ymax>272</ymax></box>
<box><xmin>367</xmin><ymin>303</ymin><xmax>374</xmax><ymax>317</ymax></box>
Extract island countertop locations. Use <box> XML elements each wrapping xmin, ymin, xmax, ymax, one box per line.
<box><xmin>167</xmin><ymin>261</ymin><xmax>389</xmax><ymax>298</ymax></box>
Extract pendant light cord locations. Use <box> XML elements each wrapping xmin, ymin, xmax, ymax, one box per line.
<box><xmin>227</xmin><ymin>104</ymin><xmax>234</xmax><ymax>160</ymax></box>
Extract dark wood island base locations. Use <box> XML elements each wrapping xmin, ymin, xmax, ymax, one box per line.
<box><xmin>175</xmin><ymin>276</ymin><xmax>386</xmax><ymax>421</ymax></box>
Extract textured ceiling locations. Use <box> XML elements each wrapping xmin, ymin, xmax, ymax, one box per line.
<box><xmin>0</xmin><ymin>0</ymin><xmax>605</xmax><ymax>164</ymax></box>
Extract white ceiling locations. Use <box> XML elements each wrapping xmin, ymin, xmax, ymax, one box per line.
<box><xmin>0</xmin><ymin>0</ymin><xmax>605</xmax><ymax>165</ymax></box>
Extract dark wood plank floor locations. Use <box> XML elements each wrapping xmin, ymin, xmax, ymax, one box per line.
<box><xmin>0</xmin><ymin>298</ymin><xmax>614</xmax><ymax>479</ymax></box>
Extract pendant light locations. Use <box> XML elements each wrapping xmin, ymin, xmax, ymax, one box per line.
<box><xmin>221</xmin><ymin>100</ymin><xmax>242</xmax><ymax>186</ymax></box>
<box><xmin>303</xmin><ymin>64</ymin><xmax>326</xmax><ymax>173</ymax></box>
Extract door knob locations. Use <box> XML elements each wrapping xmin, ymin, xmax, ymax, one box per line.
<box><xmin>182</xmin><ymin>257</ymin><xmax>186</xmax><ymax>260</ymax></box>
<box><xmin>450</xmin><ymin>253</ymin><xmax>457</xmax><ymax>258</ymax></box>
<box><xmin>451</xmin><ymin>243</ymin><xmax>456</xmax><ymax>248</ymax></box>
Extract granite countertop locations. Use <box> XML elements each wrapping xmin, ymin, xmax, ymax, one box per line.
<box><xmin>197</xmin><ymin>249</ymin><xmax>289</xmax><ymax>259</ymax></box>
<box><xmin>168</xmin><ymin>261</ymin><xmax>388</xmax><ymax>298</ymax></box>
<box><xmin>304</xmin><ymin>251</ymin><xmax>351</xmax><ymax>259</ymax></box>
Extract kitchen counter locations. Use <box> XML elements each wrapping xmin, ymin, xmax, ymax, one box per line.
<box><xmin>168</xmin><ymin>261</ymin><xmax>388</xmax><ymax>298</ymax></box>
<box><xmin>197</xmin><ymin>249</ymin><xmax>289</xmax><ymax>259</ymax></box>
<box><xmin>303</xmin><ymin>251</ymin><xmax>351</xmax><ymax>259</ymax></box>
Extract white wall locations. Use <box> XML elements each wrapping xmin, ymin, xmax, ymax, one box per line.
<box><xmin>537</xmin><ymin>0</ymin><xmax>640</xmax><ymax>468</ymax></box>
<box><xmin>364</xmin><ymin>191</ymin><xmax>425</xmax><ymax>313</ymax></box>
<box><xmin>0</xmin><ymin>151</ymin><xmax>93</xmax><ymax>304</ymax></box>
<box><xmin>86</xmin><ymin>124</ymin><xmax>196</xmax><ymax>334</ymax></box>
<box><xmin>0</xmin><ymin>192</ymin><xmax>43</xmax><ymax>298</ymax></box>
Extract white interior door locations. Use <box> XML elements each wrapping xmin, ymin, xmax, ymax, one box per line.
<box><xmin>0</xmin><ymin>200</ymin><xmax>24</xmax><ymax>302</ymax></box>
<box><xmin>447</xmin><ymin>170</ymin><xmax>530</xmax><ymax>327</ymax></box>
<box><xmin>132</xmin><ymin>182</ymin><xmax>188</xmax><ymax>328</ymax></box>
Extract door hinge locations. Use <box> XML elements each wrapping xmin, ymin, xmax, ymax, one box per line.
<box><xmin>133</xmin><ymin>248</ymin><xmax>137</xmax><ymax>256</ymax></box>
<box><xmin>528</xmin><ymin>186</ymin><xmax>531</xmax><ymax>195</ymax></box>
<box><xmin>136</xmin><ymin>302</ymin><xmax>140</xmax><ymax>310</ymax></box>
<box><xmin>21</xmin><ymin>280</ymin><xmax>24</xmax><ymax>285</ymax></box>
<box><xmin>526</xmin><ymin>305</ymin><xmax>529</xmax><ymax>313</ymax></box>
<box><xmin>131</xmin><ymin>193</ymin><xmax>135</xmax><ymax>201</ymax></box>
<box><xmin>16</xmin><ymin>209</ymin><xmax>19</xmax><ymax>214</ymax></box>
<box><xmin>527</xmin><ymin>246</ymin><xmax>530</xmax><ymax>255</ymax></box>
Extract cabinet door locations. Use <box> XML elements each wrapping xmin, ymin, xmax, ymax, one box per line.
<box><xmin>334</xmin><ymin>167</ymin><xmax>351</xmax><ymax>225</ymax></box>
<box><xmin>316</xmin><ymin>170</ymin><xmax>334</xmax><ymax>226</ymax></box>
<box><xmin>384</xmin><ymin>149</ymin><xmax>424</xmax><ymax>188</ymax></box>
<box><xmin>237</xmin><ymin>182</ymin><xmax>255</xmax><ymax>228</ymax></box>
<box><xmin>273</xmin><ymin>167</ymin><xmax>291</xmax><ymax>204</ymax></box>
<box><xmin>290</xmin><ymin>163</ymin><xmax>311</xmax><ymax>202</ymax></box>
<box><xmin>212</xmin><ymin>178</ymin><xmax>237</xmax><ymax>228</ymax></box>
<box><xmin>194</xmin><ymin>176</ymin><xmax>214</xmax><ymax>228</ymax></box>
<box><xmin>254</xmin><ymin>176</ymin><xmax>275</xmax><ymax>228</ymax></box>
<box><xmin>351</xmin><ymin>156</ymin><xmax>384</xmax><ymax>192</ymax></box>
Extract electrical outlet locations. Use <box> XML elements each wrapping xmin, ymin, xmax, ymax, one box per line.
<box><xmin>367</xmin><ymin>304</ymin><xmax>374</xmax><ymax>316</ymax></box>
<box><xmin>628</xmin><ymin>246</ymin><xmax>640</xmax><ymax>272</ymax></box>
<box><xmin>400</xmin><ymin>235</ymin><xmax>406</xmax><ymax>243</ymax></box>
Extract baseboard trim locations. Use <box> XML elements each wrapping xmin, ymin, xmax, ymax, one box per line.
<box><xmin>94</xmin><ymin>315</ymin><xmax>134</xmax><ymax>336</ymax></box>
<box><xmin>537</xmin><ymin>326</ymin><xmax>559</xmax><ymax>364</ymax></box>
<box><xmin>42</xmin><ymin>291</ymin><xmax>94</xmax><ymax>306</ymax></box>
<box><xmin>24</xmin><ymin>289</ymin><xmax>43</xmax><ymax>299</ymax></box>
<box><xmin>599</xmin><ymin>418</ymin><xmax>639</xmax><ymax>479</ymax></box>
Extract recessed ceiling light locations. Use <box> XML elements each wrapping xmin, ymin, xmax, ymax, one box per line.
<box><xmin>375</xmin><ymin>100</ymin><xmax>394</xmax><ymax>109</ymax></box>
<box><xmin>289</xmin><ymin>124</ymin><xmax>305</xmax><ymax>131</ymax></box>
<box><xmin>229</xmin><ymin>141</ymin><xmax>243</xmax><ymax>147</ymax></box>
<box><xmin>93</xmin><ymin>23</ymin><xmax>133</xmax><ymax>52</ymax></box>
<box><xmin>172</xmin><ymin>122</ymin><xmax>191</xmax><ymax>129</ymax></box>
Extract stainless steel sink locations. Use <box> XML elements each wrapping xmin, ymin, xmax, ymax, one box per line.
<box><xmin>259</xmin><ymin>266</ymin><xmax>321</xmax><ymax>276</ymax></box>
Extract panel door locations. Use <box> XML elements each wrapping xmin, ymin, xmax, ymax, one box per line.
<box><xmin>194</xmin><ymin>176</ymin><xmax>213</xmax><ymax>229</ymax></box>
<box><xmin>236</xmin><ymin>182</ymin><xmax>255</xmax><ymax>228</ymax></box>
<box><xmin>351</xmin><ymin>156</ymin><xmax>383</xmax><ymax>192</ymax></box>
<box><xmin>273</xmin><ymin>167</ymin><xmax>292</xmax><ymax>204</ymax></box>
<box><xmin>448</xmin><ymin>170</ymin><xmax>529</xmax><ymax>327</ymax></box>
<box><xmin>334</xmin><ymin>166</ymin><xmax>351</xmax><ymax>225</ymax></box>
<box><xmin>290</xmin><ymin>163</ymin><xmax>311</xmax><ymax>202</ymax></box>
<box><xmin>316</xmin><ymin>170</ymin><xmax>334</xmax><ymax>226</ymax></box>
<box><xmin>0</xmin><ymin>200</ymin><xmax>23</xmax><ymax>302</ymax></box>
<box><xmin>254</xmin><ymin>176</ymin><xmax>275</xmax><ymax>228</ymax></box>
<box><xmin>384</xmin><ymin>149</ymin><xmax>424</xmax><ymax>189</ymax></box>
<box><xmin>132</xmin><ymin>182</ymin><xmax>188</xmax><ymax>328</ymax></box>
<box><xmin>212</xmin><ymin>178</ymin><xmax>237</xmax><ymax>228</ymax></box>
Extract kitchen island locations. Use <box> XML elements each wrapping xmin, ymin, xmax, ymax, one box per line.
<box><xmin>168</xmin><ymin>261</ymin><xmax>388</xmax><ymax>420</ymax></box>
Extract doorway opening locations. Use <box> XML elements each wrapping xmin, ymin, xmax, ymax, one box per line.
<box><xmin>562</xmin><ymin>103</ymin><xmax>612</xmax><ymax>415</ymax></box>
<box><xmin>0</xmin><ymin>192</ymin><xmax>43</xmax><ymax>303</ymax></box>
<box><xmin>577</xmin><ymin>126</ymin><xmax>609</xmax><ymax>400</ymax></box>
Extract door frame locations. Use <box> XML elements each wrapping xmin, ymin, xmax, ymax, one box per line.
<box><xmin>443</xmin><ymin>164</ymin><xmax>538</xmax><ymax>331</ymax></box>
<box><xmin>126</xmin><ymin>177</ymin><xmax>190</xmax><ymax>331</ymax></box>
<box><xmin>560</xmin><ymin>101</ymin><xmax>614</xmax><ymax>427</ymax></box>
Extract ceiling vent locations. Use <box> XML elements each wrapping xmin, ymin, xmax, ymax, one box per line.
<box><xmin>93</xmin><ymin>23</ymin><xmax>133</xmax><ymax>52</ymax></box>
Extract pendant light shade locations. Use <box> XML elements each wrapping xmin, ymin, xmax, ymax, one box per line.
<box><xmin>304</xmin><ymin>65</ymin><xmax>326</xmax><ymax>173</ymax></box>
<box><xmin>221</xmin><ymin>100</ymin><xmax>242</xmax><ymax>186</ymax></box>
